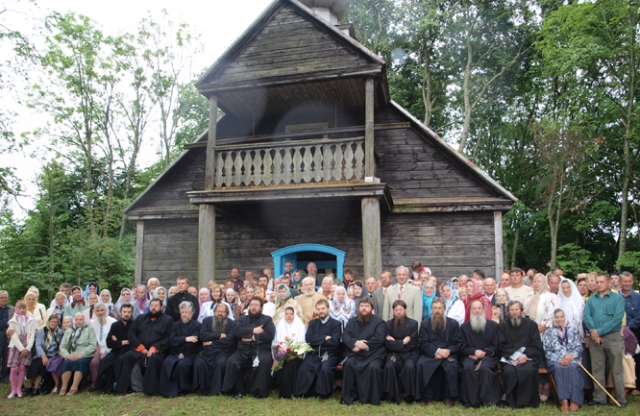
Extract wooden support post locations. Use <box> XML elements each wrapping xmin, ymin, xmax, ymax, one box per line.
<box><xmin>364</xmin><ymin>78</ymin><xmax>375</xmax><ymax>177</ymax></box>
<box><xmin>362</xmin><ymin>197</ymin><xmax>382</xmax><ymax>280</ymax></box>
<box><xmin>204</xmin><ymin>95</ymin><xmax>218</xmax><ymax>190</ymax></box>
<box><xmin>198</xmin><ymin>204</ymin><xmax>216</xmax><ymax>289</ymax></box>
<box><xmin>494</xmin><ymin>211</ymin><xmax>504</xmax><ymax>282</ymax></box>
<box><xmin>135</xmin><ymin>221</ymin><xmax>144</xmax><ymax>285</ymax></box>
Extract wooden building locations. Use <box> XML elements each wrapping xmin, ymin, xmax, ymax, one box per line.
<box><xmin>125</xmin><ymin>0</ymin><xmax>516</xmax><ymax>289</ymax></box>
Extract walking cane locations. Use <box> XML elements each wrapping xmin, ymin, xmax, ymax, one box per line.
<box><xmin>576</xmin><ymin>361</ymin><xmax>622</xmax><ymax>408</ymax></box>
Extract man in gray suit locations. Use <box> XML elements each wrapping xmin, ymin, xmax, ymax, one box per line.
<box><xmin>382</xmin><ymin>266</ymin><xmax>423</xmax><ymax>325</ymax></box>
<box><xmin>372</xmin><ymin>271</ymin><xmax>392</xmax><ymax>316</ymax></box>
<box><xmin>0</xmin><ymin>290</ymin><xmax>15</xmax><ymax>382</ymax></box>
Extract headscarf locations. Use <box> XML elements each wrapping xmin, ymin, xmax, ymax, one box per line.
<box><xmin>69</xmin><ymin>314</ymin><xmax>87</xmax><ymax>351</ymax></box>
<box><xmin>198</xmin><ymin>287</ymin><xmax>211</xmax><ymax>309</ymax></box>
<box><xmin>24</xmin><ymin>290</ymin><xmax>38</xmax><ymax>314</ymax></box>
<box><xmin>495</xmin><ymin>288</ymin><xmax>510</xmax><ymax>322</ymax></box>
<box><xmin>441</xmin><ymin>281</ymin><xmax>458</xmax><ymax>313</ymax></box>
<box><xmin>223</xmin><ymin>289</ymin><xmax>237</xmax><ymax>318</ymax></box>
<box><xmin>84</xmin><ymin>281</ymin><xmax>99</xmax><ymax>300</ymax></box>
<box><xmin>275</xmin><ymin>284</ymin><xmax>293</xmax><ymax>308</ymax></box>
<box><xmin>274</xmin><ymin>306</ymin><xmax>307</xmax><ymax>346</ymax></box>
<box><xmin>100</xmin><ymin>289</ymin><xmax>114</xmax><ymax>317</ymax></box>
<box><xmin>552</xmin><ymin>308</ymin><xmax>570</xmax><ymax>346</ymax></box>
<box><xmin>70</xmin><ymin>286</ymin><xmax>85</xmax><ymax>309</ymax></box>
<box><xmin>556</xmin><ymin>278</ymin><xmax>584</xmax><ymax>339</ymax></box>
<box><xmin>44</xmin><ymin>314</ymin><xmax>62</xmax><ymax>352</ymax></box>
<box><xmin>291</xmin><ymin>270</ymin><xmax>303</xmax><ymax>291</ymax></box>
<box><xmin>421</xmin><ymin>281</ymin><xmax>437</xmax><ymax>320</ymax></box>
<box><xmin>153</xmin><ymin>286</ymin><xmax>168</xmax><ymax>308</ymax></box>
<box><xmin>523</xmin><ymin>273</ymin><xmax>549</xmax><ymax>319</ymax></box>
<box><xmin>351</xmin><ymin>281</ymin><xmax>367</xmax><ymax>303</ymax></box>
<box><xmin>133</xmin><ymin>284</ymin><xmax>149</xmax><ymax>313</ymax></box>
<box><xmin>464</xmin><ymin>279</ymin><xmax>485</xmax><ymax>321</ymax></box>
<box><xmin>330</xmin><ymin>286</ymin><xmax>355</xmax><ymax>327</ymax></box>
<box><xmin>14</xmin><ymin>300</ymin><xmax>28</xmax><ymax>333</ymax></box>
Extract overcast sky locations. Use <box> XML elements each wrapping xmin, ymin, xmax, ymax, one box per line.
<box><xmin>1</xmin><ymin>0</ymin><xmax>273</xmax><ymax>216</ymax></box>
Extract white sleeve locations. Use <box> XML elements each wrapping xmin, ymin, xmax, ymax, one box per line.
<box><xmin>447</xmin><ymin>300</ymin><xmax>466</xmax><ymax>326</ymax></box>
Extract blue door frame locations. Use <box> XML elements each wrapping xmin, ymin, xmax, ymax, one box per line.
<box><xmin>272</xmin><ymin>244</ymin><xmax>346</xmax><ymax>282</ymax></box>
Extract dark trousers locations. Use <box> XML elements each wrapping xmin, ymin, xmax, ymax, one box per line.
<box><xmin>0</xmin><ymin>333</ymin><xmax>8</xmax><ymax>381</ymax></box>
<box><xmin>115</xmin><ymin>350</ymin><xmax>166</xmax><ymax>395</ymax></box>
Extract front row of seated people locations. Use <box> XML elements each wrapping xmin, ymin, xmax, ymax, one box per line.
<box><xmin>5</xmin><ymin>295</ymin><xmax>587</xmax><ymax>410</ymax></box>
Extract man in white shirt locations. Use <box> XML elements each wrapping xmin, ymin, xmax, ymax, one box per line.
<box><xmin>505</xmin><ymin>268</ymin><xmax>533</xmax><ymax>303</ymax></box>
<box><xmin>89</xmin><ymin>303</ymin><xmax>116</xmax><ymax>391</ymax></box>
<box><xmin>382</xmin><ymin>266</ymin><xmax>423</xmax><ymax>324</ymax></box>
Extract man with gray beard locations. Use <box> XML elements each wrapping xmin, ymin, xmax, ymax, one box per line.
<box><xmin>498</xmin><ymin>300</ymin><xmax>543</xmax><ymax>408</ymax></box>
<box><xmin>89</xmin><ymin>303</ymin><xmax>116</xmax><ymax>391</ymax></box>
<box><xmin>415</xmin><ymin>298</ymin><xmax>462</xmax><ymax>407</ymax></box>
<box><xmin>192</xmin><ymin>303</ymin><xmax>237</xmax><ymax>396</ymax></box>
<box><xmin>459</xmin><ymin>300</ymin><xmax>501</xmax><ymax>408</ymax></box>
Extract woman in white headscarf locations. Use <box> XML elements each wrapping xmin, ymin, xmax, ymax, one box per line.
<box><xmin>99</xmin><ymin>289</ymin><xmax>116</xmax><ymax>318</ymax></box>
<box><xmin>329</xmin><ymin>286</ymin><xmax>355</xmax><ymax>330</ymax></box>
<box><xmin>272</xmin><ymin>306</ymin><xmax>307</xmax><ymax>398</ymax></box>
<box><xmin>113</xmin><ymin>288</ymin><xmax>138</xmax><ymax>320</ymax></box>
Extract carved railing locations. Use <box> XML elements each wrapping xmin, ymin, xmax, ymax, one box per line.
<box><xmin>213</xmin><ymin>137</ymin><xmax>365</xmax><ymax>188</ymax></box>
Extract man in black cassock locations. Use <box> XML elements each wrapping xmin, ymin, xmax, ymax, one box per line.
<box><xmin>498</xmin><ymin>300</ymin><xmax>543</xmax><ymax>408</ymax></box>
<box><xmin>459</xmin><ymin>299</ymin><xmax>501</xmax><ymax>408</ymax></box>
<box><xmin>382</xmin><ymin>299</ymin><xmax>419</xmax><ymax>403</ymax></box>
<box><xmin>159</xmin><ymin>301</ymin><xmax>202</xmax><ymax>398</ymax></box>
<box><xmin>222</xmin><ymin>296</ymin><xmax>275</xmax><ymax>399</ymax></box>
<box><xmin>193</xmin><ymin>303</ymin><xmax>237</xmax><ymax>396</ymax></box>
<box><xmin>166</xmin><ymin>276</ymin><xmax>199</xmax><ymax>322</ymax></box>
<box><xmin>340</xmin><ymin>297</ymin><xmax>386</xmax><ymax>405</ymax></box>
<box><xmin>415</xmin><ymin>298</ymin><xmax>462</xmax><ymax>407</ymax></box>
<box><xmin>115</xmin><ymin>299</ymin><xmax>173</xmax><ymax>395</ymax></box>
<box><xmin>295</xmin><ymin>298</ymin><xmax>342</xmax><ymax>398</ymax></box>
<box><xmin>95</xmin><ymin>303</ymin><xmax>133</xmax><ymax>392</ymax></box>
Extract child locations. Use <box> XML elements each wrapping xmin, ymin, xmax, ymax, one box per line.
<box><xmin>7</xmin><ymin>300</ymin><xmax>37</xmax><ymax>398</ymax></box>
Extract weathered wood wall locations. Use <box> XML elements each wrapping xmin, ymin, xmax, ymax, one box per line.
<box><xmin>142</xmin><ymin>219</ymin><xmax>199</xmax><ymax>285</ymax></box>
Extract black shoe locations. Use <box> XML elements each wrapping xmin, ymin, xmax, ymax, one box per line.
<box><xmin>25</xmin><ymin>387</ymin><xmax>33</xmax><ymax>395</ymax></box>
<box><xmin>233</xmin><ymin>393</ymin><xmax>243</xmax><ymax>399</ymax></box>
<box><xmin>586</xmin><ymin>400</ymin><xmax>606</xmax><ymax>406</ymax></box>
<box><xmin>88</xmin><ymin>387</ymin><xmax>98</xmax><ymax>392</ymax></box>
<box><xmin>620</xmin><ymin>403</ymin><xmax>627</xmax><ymax>408</ymax></box>
<box><xmin>30</xmin><ymin>389</ymin><xmax>40</xmax><ymax>397</ymax></box>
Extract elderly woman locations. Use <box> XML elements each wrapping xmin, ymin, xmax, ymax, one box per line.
<box><xmin>199</xmin><ymin>286</ymin><xmax>222</xmax><ymax>323</ymax></box>
<box><xmin>464</xmin><ymin>279</ymin><xmax>492</xmax><ymax>322</ymax></box>
<box><xmin>421</xmin><ymin>280</ymin><xmax>437</xmax><ymax>321</ymax></box>
<box><xmin>168</xmin><ymin>286</ymin><xmax>178</xmax><ymax>298</ymax></box>
<box><xmin>273</xmin><ymin>284</ymin><xmax>303</xmax><ymax>326</ymax></box>
<box><xmin>441</xmin><ymin>282</ymin><xmax>465</xmax><ymax>326</ymax></box>
<box><xmin>198</xmin><ymin>287</ymin><xmax>211</xmax><ymax>311</ymax></box>
<box><xmin>153</xmin><ymin>286</ymin><xmax>168</xmax><ymax>310</ymax></box>
<box><xmin>273</xmin><ymin>306</ymin><xmax>307</xmax><ymax>398</ymax></box>
<box><xmin>100</xmin><ymin>289</ymin><xmax>116</xmax><ymax>318</ymax></box>
<box><xmin>133</xmin><ymin>284</ymin><xmax>149</xmax><ymax>317</ymax></box>
<box><xmin>59</xmin><ymin>313</ymin><xmax>97</xmax><ymax>396</ymax></box>
<box><xmin>28</xmin><ymin>314</ymin><xmax>65</xmax><ymax>395</ymax></box>
<box><xmin>46</xmin><ymin>291</ymin><xmax>66</xmax><ymax>322</ymax></box>
<box><xmin>543</xmin><ymin>309</ymin><xmax>584</xmax><ymax>411</ymax></box>
<box><xmin>330</xmin><ymin>286</ymin><xmax>355</xmax><ymax>329</ymax></box>
<box><xmin>494</xmin><ymin>288</ymin><xmax>510</xmax><ymax>323</ymax></box>
<box><xmin>113</xmin><ymin>288</ymin><xmax>138</xmax><ymax>320</ymax></box>
<box><xmin>82</xmin><ymin>292</ymin><xmax>100</xmax><ymax>325</ymax></box>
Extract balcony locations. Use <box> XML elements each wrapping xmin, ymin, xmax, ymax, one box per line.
<box><xmin>213</xmin><ymin>137</ymin><xmax>365</xmax><ymax>189</ymax></box>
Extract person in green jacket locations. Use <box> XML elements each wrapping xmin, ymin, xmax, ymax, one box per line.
<box><xmin>59</xmin><ymin>312</ymin><xmax>97</xmax><ymax>396</ymax></box>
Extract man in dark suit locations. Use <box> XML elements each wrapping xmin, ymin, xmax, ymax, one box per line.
<box><xmin>0</xmin><ymin>290</ymin><xmax>15</xmax><ymax>381</ymax></box>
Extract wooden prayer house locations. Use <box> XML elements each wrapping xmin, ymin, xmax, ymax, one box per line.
<box><xmin>125</xmin><ymin>0</ymin><xmax>516</xmax><ymax>289</ymax></box>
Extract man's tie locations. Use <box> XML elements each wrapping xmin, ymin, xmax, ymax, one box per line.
<box><xmin>398</xmin><ymin>285</ymin><xmax>403</xmax><ymax>300</ymax></box>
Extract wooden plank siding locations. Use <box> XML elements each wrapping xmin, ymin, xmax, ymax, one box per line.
<box><xmin>210</xmin><ymin>5</ymin><xmax>374</xmax><ymax>87</ymax></box>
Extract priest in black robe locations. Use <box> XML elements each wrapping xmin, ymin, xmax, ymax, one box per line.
<box><xmin>340</xmin><ymin>297</ymin><xmax>386</xmax><ymax>405</ymax></box>
<box><xmin>415</xmin><ymin>298</ymin><xmax>462</xmax><ymax>407</ymax></box>
<box><xmin>498</xmin><ymin>300</ymin><xmax>543</xmax><ymax>409</ymax></box>
<box><xmin>382</xmin><ymin>299</ymin><xmax>419</xmax><ymax>403</ymax></box>
<box><xmin>459</xmin><ymin>299</ymin><xmax>501</xmax><ymax>407</ymax></box>
<box><xmin>295</xmin><ymin>298</ymin><xmax>342</xmax><ymax>398</ymax></box>
<box><xmin>115</xmin><ymin>299</ymin><xmax>173</xmax><ymax>395</ymax></box>
<box><xmin>159</xmin><ymin>301</ymin><xmax>202</xmax><ymax>398</ymax></box>
<box><xmin>166</xmin><ymin>277</ymin><xmax>199</xmax><ymax>322</ymax></box>
<box><xmin>96</xmin><ymin>303</ymin><xmax>133</xmax><ymax>392</ymax></box>
<box><xmin>221</xmin><ymin>296</ymin><xmax>275</xmax><ymax>399</ymax></box>
<box><xmin>193</xmin><ymin>303</ymin><xmax>237</xmax><ymax>396</ymax></box>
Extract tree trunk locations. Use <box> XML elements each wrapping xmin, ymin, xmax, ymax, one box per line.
<box><xmin>459</xmin><ymin>31</ymin><xmax>473</xmax><ymax>153</ymax></box>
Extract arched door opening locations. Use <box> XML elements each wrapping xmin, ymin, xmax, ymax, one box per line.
<box><xmin>272</xmin><ymin>243</ymin><xmax>346</xmax><ymax>282</ymax></box>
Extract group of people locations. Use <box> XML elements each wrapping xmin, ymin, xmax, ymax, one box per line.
<box><xmin>0</xmin><ymin>264</ymin><xmax>635</xmax><ymax>411</ymax></box>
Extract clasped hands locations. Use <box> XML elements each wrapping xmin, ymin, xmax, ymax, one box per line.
<box><xmin>468</xmin><ymin>349</ymin><xmax>486</xmax><ymax>361</ymax></box>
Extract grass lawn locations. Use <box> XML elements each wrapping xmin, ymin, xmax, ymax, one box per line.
<box><xmin>1</xmin><ymin>382</ymin><xmax>638</xmax><ymax>415</ymax></box>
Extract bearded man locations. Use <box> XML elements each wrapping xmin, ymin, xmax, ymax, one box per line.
<box><xmin>296</xmin><ymin>277</ymin><xmax>326</xmax><ymax>325</ymax></box>
<box><xmin>459</xmin><ymin>299</ymin><xmax>501</xmax><ymax>407</ymax></box>
<box><xmin>498</xmin><ymin>300</ymin><xmax>543</xmax><ymax>408</ymax></box>
<box><xmin>340</xmin><ymin>297</ymin><xmax>386</xmax><ymax>405</ymax></box>
<box><xmin>415</xmin><ymin>298</ymin><xmax>462</xmax><ymax>407</ymax></box>
<box><xmin>159</xmin><ymin>301</ymin><xmax>202</xmax><ymax>398</ymax></box>
<box><xmin>295</xmin><ymin>299</ymin><xmax>342</xmax><ymax>399</ymax></box>
<box><xmin>89</xmin><ymin>303</ymin><xmax>116</xmax><ymax>391</ymax></box>
<box><xmin>115</xmin><ymin>299</ymin><xmax>173</xmax><ymax>395</ymax></box>
<box><xmin>222</xmin><ymin>297</ymin><xmax>275</xmax><ymax>399</ymax></box>
<box><xmin>382</xmin><ymin>300</ymin><xmax>419</xmax><ymax>404</ymax></box>
<box><xmin>192</xmin><ymin>303</ymin><xmax>237</xmax><ymax>396</ymax></box>
<box><xmin>95</xmin><ymin>303</ymin><xmax>133</xmax><ymax>392</ymax></box>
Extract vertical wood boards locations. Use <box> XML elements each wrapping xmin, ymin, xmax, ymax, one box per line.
<box><xmin>364</xmin><ymin>78</ymin><xmax>375</xmax><ymax>177</ymax></box>
<box><xmin>494</xmin><ymin>211</ymin><xmax>504</xmax><ymax>283</ymax></box>
<box><xmin>135</xmin><ymin>221</ymin><xmax>144</xmax><ymax>285</ymax></box>
<box><xmin>205</xmin><ymin>96</ymin><xmax>218</xmax><ymax>190</ymax></box>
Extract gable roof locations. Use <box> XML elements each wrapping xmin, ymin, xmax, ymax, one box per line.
<box><xmin>195</xmin><ymin>0</ymin><xmax>384</xmax><ymax>94</ymax></box>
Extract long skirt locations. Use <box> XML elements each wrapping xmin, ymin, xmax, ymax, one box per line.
<box><xmin>63</xmin><ymin>357</ymin><xmax>92</xmax><ymax>378</ymax></box>
<box><xmin>46</xmin><ymin>355</ymin><xmax>65</xmax><ymax>378</ymax></box>
<box><xmin>275</xmin><ymin>358</ymin><xmax>302</xmax><ymax>398</ymax></box>
<box><xmin>549</xmin><ymin>362</ymin><xmax>584</xmax><ymax>405</ymax></box>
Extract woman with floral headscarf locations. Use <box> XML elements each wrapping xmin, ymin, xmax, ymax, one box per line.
<box><xmin>100</xmin><ymin>289</ymin><xmax>116</xmax><ymax>318</ymax></box>
<box><xmin>421</xmin><ymin>280</ymin><xmax>437</xmax><ymax>321</ymax></box>
<box><xmin>59</xmin><ymin>313</ymin><xmax>97</xmax><ymax>396</ymax></box>
<box><xmin>113</xmin><ymin>288</ymin><xmax>138</xmax><ymax>319</ymax></box>
<box><xmin>464</xmin><ymin>279</ymin><xmax>492</xmax><ymax>322</ymax></box>
<box><xmin>329</xmin><ymin>286</ymin><xmax>355</xmax><ymax>329</ymax></box>
<box><xmin>272</xmin><ymin>284</ymin><xmax>303</xmax><ymax>325</ymax></box>
<box><xmin>132</xmin><ymin>284</ymin><xmax>149</xmax><ymax>317</ymax></box>
<box><xmin>28</xmin><ymin>313</ymin><xmax>64</xmax><ymax>395</ymax></box>
<box><xmin>7</xmin><ymin>300</ymin><xmax>37</xmax><ymax>398</ymax></box>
